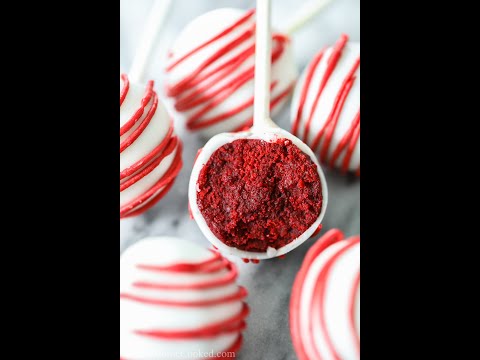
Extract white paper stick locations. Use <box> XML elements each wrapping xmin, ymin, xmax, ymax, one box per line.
<box><xmin>253</xmin><ymin>0</ymin><xmax>272</xmax><ymax>131</ymax></box>
<box><xmin>129</xmin><ymin>0</ymin><xmax>172</xmax><ymax>83</ymax></box>
<box><xmin>283</xmin><ymin>0</ymin><xmax>332</xmax><ymax>36</ymax></box>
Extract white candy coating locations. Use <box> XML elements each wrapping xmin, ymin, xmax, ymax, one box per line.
<box><xmin>120</xmin><ymin>237</ymin><xmax>247</xmax><ymax>360</ymax></box>
<box><xmin>165</xmin><ymin>8</ymin><xmax>297</xmax><ymax>138</ymax></box>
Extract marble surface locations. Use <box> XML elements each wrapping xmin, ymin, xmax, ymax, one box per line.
<box><xmin>120</xmin><ymin>1</ymin><xmax>360</xmax><ymax>359</ymax></box>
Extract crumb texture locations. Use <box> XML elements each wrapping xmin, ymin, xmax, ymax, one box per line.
<box><xmin>197</xmin><ymin>139</ymin><xmax>323</xmax><ymax>252</ymax></box>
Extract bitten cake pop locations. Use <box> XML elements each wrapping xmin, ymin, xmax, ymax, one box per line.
<box><xmin>189</xmin><ymin>0</ymin><xmax>328</xmax><ymax>261</ymax></box>
<box><xmin>165</xmin><ymin>0</ymin><xmax>332</xmax><ymax>137</ymax></box>
<box><xmin>120</xmin><ymin>237</ymin><xmax>249</xmax><ymax>359</ymax></box>
<box><xmin>120</xmin><ymin>0</ymin><xmax>182</xmax><ymax>218</ymax></box>
<box><xmin>120</xmin><ymin>75</ymin><xmax>182</xmax><ymax>218</ymax></box>
<box><xmin>291</xmin><ymin>34</ymin><xmax>360</xmax><ymax>175</ymax></box>
<box><xmin>290</xmin><ymin>229</ymin><xmax>360</xmax><ymax>360</ymax></box>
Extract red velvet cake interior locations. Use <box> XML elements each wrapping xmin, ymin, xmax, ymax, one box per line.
<box><xmin>196</xmin><ymin>138</ymin><xmax>323</xmax><ymax>252</ymax></box>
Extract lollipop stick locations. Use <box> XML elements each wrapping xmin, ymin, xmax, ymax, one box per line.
<box><xmin>283</xmin><ymin>0</ymin><xmax>332</xmax><ymax>36</ymax></box>
<box><xmin>253</xmin><ymin>0</ymin><xmax>272</xmax><ymax>132</ymax></box>
<box><xmin>129</xmin><ymin>0</ymin><xmax>172</xmax><ymax>83</ymax></box>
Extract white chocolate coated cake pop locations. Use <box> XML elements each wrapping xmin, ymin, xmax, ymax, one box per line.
<box><xmin>164</xmin><ymin>8</ymin><xmax>297</xmax><ymax>138</ymax></box>
<box><xmin>291</xmin><ymin>34</ymin><xmax>360</xmax><ymax>175</ymax></box>
<box><xmin>120</xmin><ymin>74</ymin><xmax>182</xmax><ymax>218</ymax></box>
<box><xmin>290</xmin><ymin>229</ymin><xmax>360</xmax><ymax>360</ymax></box>
<box><xmin>120</xmin><ymin>237</ymin><xmax>249</xmax><ymax>360</ymax></box>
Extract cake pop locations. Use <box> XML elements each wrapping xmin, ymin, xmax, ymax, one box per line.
<box><xmin>120</xmin><ymin>0</ymin><xmax>182</xmax><ymax>218</ymax></box>
<box><xmin>290</xmin><ymin>229</ymin><xmax>360</xmax><ymax>360</ymax></box>
<box><xmin>165</xmin><ymin>0</ymin><xmax>333</xmax><ymax>137</ymax></box>
<box><xmin>120</xmin><ymin>74</ymin><xmax>182</xmax><ymax>218</ymax></box>
<box><xmin>120</xmin><ymin>237</ymin><xmax>249</xmax><ymax>359</ymax></box>
<box><xmin>291</xmin><ymin>34</ymin><xmax>360</xmax><ymax>175</ymax></box>
<box><xmin>189</xmin><ymin>0</ymin><xmax>328</xmax><ymax>261</ymax></box>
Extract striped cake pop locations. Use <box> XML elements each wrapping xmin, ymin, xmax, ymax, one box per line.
<box><xmin>164</xmin><ymin>8</ymin><xmax>297</xmax><ymax>138</ymax></box>
<box><xmin>291</xmin><ymin>34</ymin><xmax>360</xmax><ymax>175</ymax></box>
<box><xmin>120</xmin><ymin>74</ymin><xmax>182</xmax><ymax>218</ymax></box>
<box><xmin>290</xmin><ymin>228</ymin><xmax>360</xmax><ymax>360</ymax></box>
<box><xmin>120</xmin><ymin>237</ymin><xmax>249</xmax><ymax>359</ymax></box>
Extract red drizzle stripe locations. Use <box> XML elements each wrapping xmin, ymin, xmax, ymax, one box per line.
<box><xmin>310</xmin><ymin>58</ymin><xmax>360</xmax><ymax>157</ymax></box>
<box><xmin>292</xmin><ymin>34</ymin><xmax>360</xmax><ymax>175</ymax></box>
<box><xmin>177</xmin><ymin>44</ymin><xmax>256</xmax><ymax>109</ymax></box>
<box><xmin>183</xmin><ymin>36</ymin><xmax>287</xmax><ymax>131</ymax></box>
<box><xmin>120</xmin><ymin>120</ymin><xmax>174</xmax><ymax>180</ymax></box>
<box><xmin>291</xmin><ymin>49</ymin><xmax>325</xmax><ymax>136</ymax></box>
<box><xmin>165</xmin><ymin>9</ymin><xmax>293</xmax><ymax>132</ymax></box>
<box><xmin>120</xmin><ymin>136</ymin><xmax>178</xmax><ymax>192</ymax></box>
<box><xmin>302</xmin><ymin>35</ymin><xmax>349</xmax><ymax>143</ymax></box>
<box><xmin>120</xmin><ymin>285</ymin><xmax>247</xmax><ymax>307</ymax></box>
<box><xmin>139</xmin><ymin>258</ymin><xmax>228</xmax><ymax>275</ymax></box>
<box><xmin>134</xmin><ymin>303</ymin><xmax>250</xmax><ymax>340</ymax></box>
<box><xmin>120</xmin><ymin>81</ymin><xmax>153</xmax><ymax>136</ymax></box>
<box><xmin>166</xmin><ymin>9</ymin><xmax>255</xmax><ymax>72</ymax></box>
<box><xmin>133</xmin><ymin>260</ymin><xmax>238</xmax><ymax>290</ymax></box>
<box><xmin>120</xmin><ymin>141</ymin><xmax>182</xmax><ymax>218</ymax></box>
<box><xmin>120</xmin><ymin>74</ymin><xmax>129</xmax><ymax>106</ymax></box>
<box><xmin>120</xmin><ymin>90</ymin><xmax>158</xmax><ymax>152</ymax></box>
<box><xmin>168</xmin><ymin>26</ymin><xmax>255</xmax><ymax>98</ymax></box>
<box><xmin>137</xmin><ymin>249</ymin><xmax>221</xmax><ymax>273</ymax></box>
<box><xmin>334</xmin><ymin>111</ymin><xmax>360</xmax><ymax>174</ymax></box>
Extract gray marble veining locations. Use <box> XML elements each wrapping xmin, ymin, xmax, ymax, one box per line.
<box><xmin>121</xmin><ymin>1</ymin><xmax>359</xmax><ymax>359</ymax></box>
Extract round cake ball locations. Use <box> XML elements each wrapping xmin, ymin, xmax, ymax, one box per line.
<box><xmin>165</xmin><ymin>8</ymin><xmax>297</xmax><ymax>138</ymax></box>
<box><xmin>290</xmin><ymin>229</ymin><xmax>360</xmax><ymax>360</ymax></box>
<box><xmin>291</xmin><ymin>34</ymin><xmax>360</xmax><ymax>175</ymax></box>
<box><xmin>120</xmin><ymin>237</ymin><xmax>249</xmax><ymax>360</ymax></box>
<box><xmin>120</xmin><ymin>74</ymin><xmax>183</xmax><ymax>218</ymax></box>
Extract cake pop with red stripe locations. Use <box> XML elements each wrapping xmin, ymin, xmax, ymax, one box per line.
<box><xmin>291</xmin><ymin>34</ymin><xmax>360</xmax><ymax>175</ymax></box>
<box><xmin>290</xmin><ymin>229</ymin><xmax>360</xmax><ymax>360</ymax></box>
<box><xmin>120</xmin><ymin>237</ymin><xmax>249</xmax><ymax>359</ymax></box>
<box><xmin>120</xmin><ymin>75</ymin><xmax>182</xmax><ymax>218</ymax></box>
<box><xmin>165</xmin><ymin>1</ymin><xmax>333</xmax><ymax>138</ymax></box>
<box><xmin>120</xmin><ymin>0</ymin><xmax>182</xmax><ymax>218</ymax></box>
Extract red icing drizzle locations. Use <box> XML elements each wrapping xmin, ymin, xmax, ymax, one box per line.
<box><xmin>292</xmin><ymin>34</ymin><xmax>360</xmax><ymax>175</ymax></box>
<box><xmin>165</xmin><ymin>9</ymin><xmax>294</xmax><ymax>132</ymax></box>
<box><xmin>133</xmin><ymin>258</ymin><xmax>239</xmax><ymax>290</ymax></box>
<box><xmin>120</xmin><ymin>74</ymin><xmax>183</xmax><ymax>218</ymax></box>
<box><xmin>290</xmin><ymin>229</ymin><xmax>360</xmax><ymax>360</ymax></box>
<box><xmin>120</xmin><ymin>250</ymin><xmax>249</xmax><ymax>359</ymax></box>
<box><xmin>137</xmin><ymin>249</ymin><xmax>221</xmax><ymax>272</ymax></box>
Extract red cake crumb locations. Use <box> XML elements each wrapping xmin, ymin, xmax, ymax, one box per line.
<box><xmin>196</xmin><ymin>139</ymin><xmax>323</xmax><ymax>252</ymax></box>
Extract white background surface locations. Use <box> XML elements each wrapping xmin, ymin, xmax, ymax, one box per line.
<box><xmin>120</xmin><ymin>1</ymin><xmax>359</xmax><ymax>359</ymax></box>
